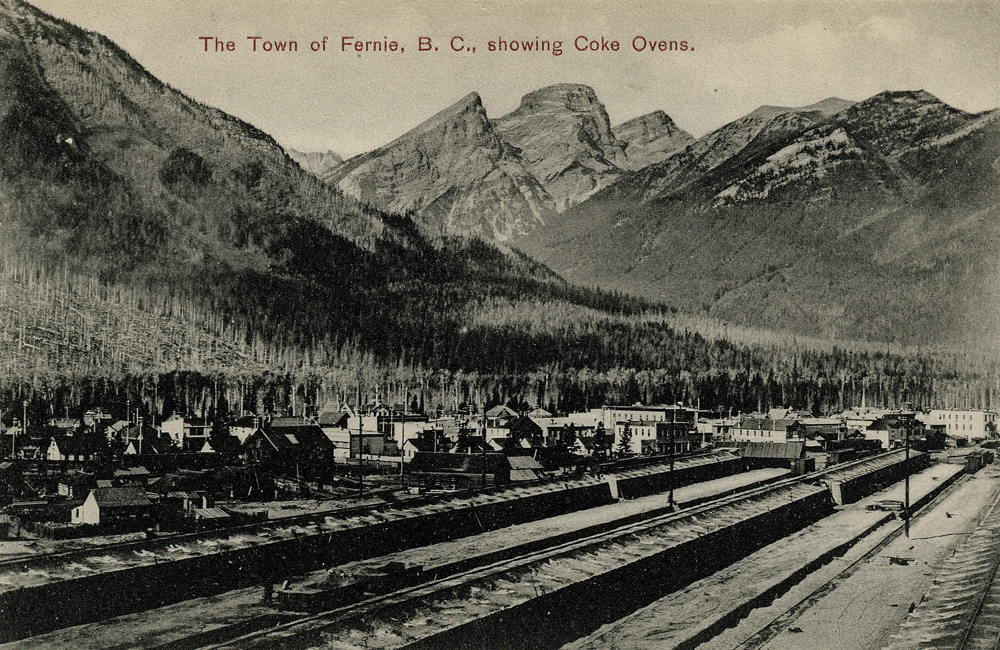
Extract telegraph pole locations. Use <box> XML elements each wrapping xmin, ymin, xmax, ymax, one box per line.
<box><xmin>669</xmin><ymin>407</ymin><xmax>677</xmax><ymax>507</ymax></box>
<box><xmin>905</xmin><ymin>424</ymin><xmax>911</xmax><ymax>538</ymax></box>
<box><xmin>357</xmin><ymin>384</ymin><xmax>364</xmax><ymax>497</ymax></box>
<box><xmin>17</xmin><ymin>401</ymin><xmax>27</xmax><ymax>458</ymax></box>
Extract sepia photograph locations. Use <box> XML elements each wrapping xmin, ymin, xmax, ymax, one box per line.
<box><xmin>1</xmin><ymin>0</ymin><xmax>1000</xmax><ymax>647</ymax></box>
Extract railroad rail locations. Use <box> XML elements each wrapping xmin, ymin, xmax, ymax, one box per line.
<box><xmin>887</xmin><ymin>483</ymin><xmax>1000</xmax><ymax>650</ymax></box>
<box><xmin>0</xmin><ymin>448</ymin><xmax>730</xmax><ymax>571</ymax></box>
<box><xmin>159</xmin><ymin>449</ymin><xmax>922</xmax><ymax>650</ymax></box>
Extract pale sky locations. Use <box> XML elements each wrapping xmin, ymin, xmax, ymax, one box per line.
<box><xmin>28</xmin><ymin>0</ymin><xmax>1000</xmax><ymax>158</ymax></box>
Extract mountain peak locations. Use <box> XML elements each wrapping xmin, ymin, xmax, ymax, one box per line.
<box><xmin>492</xmin><ymin>83</ymin><xmax>626</xmax><ymax>210</ymax></box>
<box><xmin>287</xmin><ymin>148</ymin><xmax>343</xmax><ymax>178</ymax></box>
<box><xmin>613</xmin><ymin>110</ymin><xmax>694</xmax><ymax>170</ymax></box>
<box><xmin>507</xmin><ymin>83</ymin><xmax>602</xmax><ymax>116</ymax></box>
<box><xmin>324</xmin><ymin>90</ymin><xmax>555</xmax><ymax>241</ymax></box>
<box><xmin>799</xmin><ymin>97</ymin><xmax>855</xmax><ymax>116</ymax></box>
<box><xmin>451</xmin><ymin>91</ymin><xmax>484</xmax><ymax>111</ymax></box>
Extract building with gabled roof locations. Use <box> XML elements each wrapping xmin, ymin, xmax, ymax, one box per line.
<box><xmin>46</xmin><ymin>435</ymin><xmax>101</xmax><ymax>462</ymax></box>
<box><xmin>732</xmin><ymin>417</ymin><xmax>804</xmax><ymax>443</ymax></box>
<box><xmin>243</xmin><ymin>417</ymin><xmax>335</xmax><ymax>464</ymax></box>
<box><xmin>71</xmin><ymin>486</ymin><xmax>153</xmax><ymax>526</ymax></box>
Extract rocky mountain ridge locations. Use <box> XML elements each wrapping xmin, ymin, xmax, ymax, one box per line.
<box><xmin>516</xmin><ymin>90</ymin><xmax>1000</xmax><ymax>345</ymax></box>
<box><xmin>324</xmin><ymin>83</ymin><xmax>694</xmax><ymax>240</ymax></box>
<box><xmin>287</xmin><ymin>149</ymin><xmax>343</xmax><ymax>178</ymax></box>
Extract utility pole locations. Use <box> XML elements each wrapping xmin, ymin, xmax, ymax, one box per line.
<box><xmin>357</xmin><ymin>384</ymin><xmax>364</xmax><ymax>497</ymax></box>
<box><xmin>669</xmin><ymin>407</ymin><xmax>677</xmax><ymax>508</ymax></box>
<box><xmin>905</xmin><ymin>423</ymin><xmax>911</xmax><ymax>538</ymax></box>
<box><xmin>19</xmin><ymin>400</ymin><xmax>27</xmax><ymax>459</ymax></box>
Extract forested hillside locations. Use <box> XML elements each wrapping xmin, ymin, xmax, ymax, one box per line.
<box><xmin>0</xmin><ymin>0</ymin><xmax>997</xmax><ymax>424</ymax></box>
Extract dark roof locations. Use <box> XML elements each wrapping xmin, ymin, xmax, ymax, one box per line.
<box><xmin>407</xmin><ymin>451</ymin><xmax>509</xmax><ymax>475</ymax></box>
<box><xmin>737</xmin><ymin>418</ymin><xmax>800</xmax><ymax>431</ymax></box>
<box><xmin>485</xmin><ymin>405</ymin><xmax>519</xmax><ymax>418</ymax></box>
<box><xmin>404</xmin><ymin>438</ymin><xmax>436</xmax><ymax>452</ymax></box>
<box><xmin>114</xmin><ymin>466</ymin><xmax>150</xmax><ymax>477</ymax></box>
<box><xmin>58</xmin><ymin>473</ymin><xmax>96</xmax><ymax>487</ymax></box>
<box><xmin>49</xmin><ymin>435</ymin><xmax>100</xmax><ymax>456</ymax></box>
<box><xmin>450</xmin><ymin>439</ymin><xmax>490</xmax><ymax>454</ymax></box>
<box><xmin>255</xmin><ymin>422</ymin><xmax>333</xmax><ymax>452</ymax></box>
<box><xmin>148</xmin><ymin>471</ymin><xmax>212</xmax><ymax>495</ymax></box>
<box><xmin>126</xmin><ymin>434</ymin><xmax>176</xmax><ymax>455</ymax></box>
<box><xmin>738</xmin><ymin>441</ymin><xmax>806</xmax><ymax>459</ymax></box>
<box><xmin>868</xmin><ymin>417</ymin><xmax>919</xmax><ymax>431</ymax></box>
<box><xmin>317</xmin><ymin>410</ymin><xmax>350</xmax><ymax>427</ymax></box>
<box><xmin>91</xmin><ymin>486</ymin><xmax>152</xmax><ymax>508</ymax></box>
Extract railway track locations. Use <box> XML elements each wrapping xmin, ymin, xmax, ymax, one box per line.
<box><xmin>887</xmin><ymin>480</ymin><xmax>1000</xmax><ymax>650</ymax></box>
<box><xmin>723</xmin><ymin>466</ymin><xmax>972</xmax><ymax>650</ymax></box>
<box><xmin>0</xmin><ymin>449</ymin><xmax>731</xmax><ymax>571</ymax></box>
<box><xmin>154</xmin><ymin>450</ymin><xmax>917</xmax><ymax>650</ymax></box>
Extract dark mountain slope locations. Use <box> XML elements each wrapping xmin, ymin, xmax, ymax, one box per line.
<box><xmin>518</xmin><ymin>91</ymin><xmax>1000</xmax><ymax>345</ymax></box>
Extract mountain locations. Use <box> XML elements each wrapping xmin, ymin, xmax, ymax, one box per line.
<box><xmin>323</xmin><ymin>92</ymin><xmax>555</xmax><ymax>241</ymax></box>
<box><xmin>491</xmin><ymin>83</ymin><xmax>629</xmax><ymax>211</ymax></box>
<box><xmin>287</xmin><ymin>148</ymin><xmax>343</xmax><ymax>178</ymax></box>
<box><xmin>324</xmin><ymin>84</ymin><xmax>692</xmax><ymax>240</ymax></box>
<box><xmin>624</xmin><ymin>97</ymin><xmax>856</xmax><ymax>201</ymax></box>
<box><xmin>0</xmin><ymin>0</ymin><xmax>581</xmax><ymax>378</ymax></box>
<box><xmin>613</xmin><ymin>110</ymin><xmax>694</xmax><ymax>170</ymax></box>
<box><xmin>517</xmin><ymin>90</ymin><xmax>1000</xmax><ymax>346</ymax></box>
<box><xmin>1</xmin><ymin>0</ymin><xmax>997</xmax><ymax>420</ymax></box>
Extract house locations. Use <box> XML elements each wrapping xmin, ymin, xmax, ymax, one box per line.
<box><xmin>600</xmin><ymin>404</ymin><xmax>698</xmax><ymax>455</ymax></box>
<box><xmin>159</xmin><ymin>414</ymin><xmax>213</xmax><ymax>452</ymax></box>
<box><xmin>3</xmin><ymin>424</ymin><xmax>48</xmax><ymax>459</ymax></box>
<box><xmin>105</xmin><ymin>420</ymin><xmax>131</xmax><ymax>440</ymax></box>
<box><xmin>163</xmin><ymin>490</ymin><xmax>213</xmax><ymax>514</ymax></box>
<box><xmin>864</xmin><ymin>415</ymin><xmax>924</xmax><ymax>449</ymax></box>
<box><xmin>122</xmin><ymin>430</ymin><xmax>176</xmax><ymax>456</ymax></box>
<box><xmin>403</xmin><ymin>437</ymin><xmax>436</xmax><ymax>462</ymax></box>
<box><xmin>572</xmin><ymin>436</ymin><xmax>596</xmax><ymax>456</ymax></box>
<box><xmin>71</xmin><ymin>486</ymin><xmax>153</xmax><ymax>526</ymax></box>
<box><xmin>46</xmin><ymin>435</ymin><xmax>100</xmax><ymax>462</ymax></box>
<box><xmin>243</xmin><ymin>417</ymin><xmax>335</xmax><ymax>464</ymax></box>
<box><xmin>484</xmin><ymin>405</ymin><xmax>519</xmax><ymax>440</ymax></box>
<box><xmin>652</xmin><ymin>417</ymin><xmax>700</xmax><ymax>455</ymax></box>
<box><xmin>731</xmin><ymin>417</ymin><xmax>804</xmax><ymax>443</ymax></box>
<box><xmin>614</xmin><ymin>420</ymin><xmax>658</xmax><ymax>455</ymax></box>
<box><xmin>228</xmin><ymin>416</ymin><xmax>263</xmax><ymax>444</ymax></box>
<box><xmin>58</xmin><ymin>473</ymin><xmax>96</xmax><ymax>499</ymax></box>
<box><xmin>113</xmin><ymin>466</ymin><xmax>151</xmax><ymax>485</ymax></box>
<box><xmin>82</xmin><ymin>409</ymin><xmax>112</xmax><ymax>429</ymax></box>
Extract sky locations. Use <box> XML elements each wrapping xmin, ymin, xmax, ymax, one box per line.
<box><xmin>28</xmin><ymin>0</ymin><xmax>1000</xmax><ymax>159</ymax></box>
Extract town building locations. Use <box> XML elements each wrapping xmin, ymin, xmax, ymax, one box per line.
<box><xmin>45</xmin><ymin>435</ymin><xmax>99</xmax><ymax>462</ymax></box>
<box><xmin>71</xmin><ymin>486</ymin><xmax>153</xmax><ymax>527</ymax></box>
<box><xmin>159</xmin><ymin>414</ymin><xmax>213</xmax><ymax>452</ymax></box>
<box><xmin>921</xmin><ymin>409</ymin><xmax>998</xmax><ymax>442</ymax></box>
<box><xmin>863</xmin><ymin>414</ymin><xmax>924</xmax><ymax>449</ymax></box>
<box><xmin>731</xmin><ymin>416</ymin><xmax>804</xmax><ymax>443</ymax></box>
